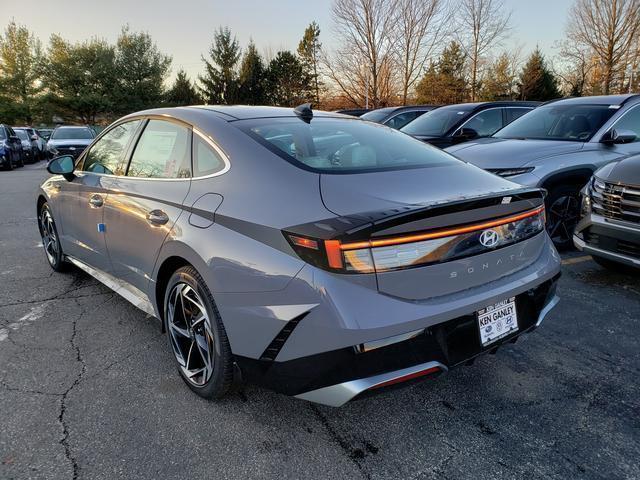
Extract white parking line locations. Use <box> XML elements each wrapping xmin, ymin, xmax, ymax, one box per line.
<box><xmin>0</xmin><ymin>304</ymin><xmax>47</xmax><ymax>343</ymax></box>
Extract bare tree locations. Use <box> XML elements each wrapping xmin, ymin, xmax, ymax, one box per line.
<box><xmin>327</xmin><ymin>0</ymin><xmax>398</xmax><ymax>108</ymax></box>
<box><xmin>566</xmin><ymin>0</ymin><xmax>640</xmax><ymax>94</ymax></box>
<box><xmin>456</xmin><ymin>0</ymin><xmax>512</xmax><ymax>101</ymax></box>
<box><xmin>393</xmin><ymin>0</ymin><xmax>451</xmax><ymax>104</ymax></box>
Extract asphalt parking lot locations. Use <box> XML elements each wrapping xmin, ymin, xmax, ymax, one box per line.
<box><xmin>0</xmin><ymin>162</ymin><xmax>638</xmax><ymax>480</ymax></box>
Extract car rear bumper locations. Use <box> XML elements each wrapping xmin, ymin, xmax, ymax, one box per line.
<box><xmin>236</xmin><ymin>275</ymin><xmax>560</xmax><ymax>406</ymax></box>
<box><xmin>574</xmin><ymin>213</ymin><xmax>640</xmax><ymax>268</ymax></box>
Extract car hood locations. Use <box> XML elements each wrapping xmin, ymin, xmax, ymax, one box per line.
<box><xmin>445</xmin><ymin>138</ymin><xmax>586</xmax><ymax>168</ymax></box>
<box><xmin>48</xmin><ymin>138</ymin><xmax>93</xmax><ymax>147</ymax></box>
<box><xmin>599</xmin><ymin>155</ymin><xmax>640</xmax><ymax>187</ymax></box>
<box><xmin>320</xmin><ymin>163</ymin><xmax>518</xmax><ymax>216</ymax></box>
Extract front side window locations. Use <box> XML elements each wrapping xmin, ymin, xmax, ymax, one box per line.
<box><xmin>462</xmin><ymin>109</ymin><xmax>503</xmax><ymax>137</ymax></box>
<box><xmin>82</xmin><ymin>120</ymin><xmax>141</xmax><ymax>175</ymax></box>
<box><xmin>239</xmin><ymin>117</ymin><xmax>459</xmax><ymax>173</ymax></box>
<box><xmin>495</xmin><ymin>104</ymin><xmax>618</xmax><ymax>141</ymax></box>
<box><xmin>127</xmin><ymin>120</ymin><xmax>191</xmax><ymax>179</ymax></box>
<box><xmin>0</xmin><ymin>128</ymin><xmax>6</xmax><ymax>140</ymax></box>
<box><xmin>401</xmin><ymin>106</ymin><xmax>472</xmax><ymax>136</ymax></box>
<box><xmin>610</xmin><ymin>105</ymin><xmax>640</xmax><ymax>142</ymax></box>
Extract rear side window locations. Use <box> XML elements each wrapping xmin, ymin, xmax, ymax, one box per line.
<box><xmin>385</xmin><ymin>111</ymin><xmax>421</xmax><ymax>129</ymax></box>
<box><xmin>193</xmin><ymin>133</ymin><xmax>226</xmax><ymax>177</ymax></box>
<box><xmin>506</xmin><ymin>107</ymin><xmax>532</xmax><ymax>124</ymax></box>
<box><xmin>239</xmin><ymin>117</ymin><xmax>459</xmax><ymax>173</ymax></box>
<box><xmin>83</xmin><ymin>120</ymin><xmax>141</xmax><ymax>175</ymax></box>
<box><xmin>127</xmin><ymin>120</ymin><xmax>191</xmax><ymax>179</ymax></box>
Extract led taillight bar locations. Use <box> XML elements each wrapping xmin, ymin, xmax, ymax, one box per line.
<box><xmin>337</xmin><ymin>205</ymin><xmax>545</xmax><ymax>251</ymax></box>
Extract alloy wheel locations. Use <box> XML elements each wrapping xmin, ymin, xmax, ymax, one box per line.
<box><xmin>546</xmin><ymin>194</ymin><xmax>580</xmax><ymax>246</ymax></box>
<box><xmin>166</xmin><ymin>283</ymin><xmax>214</xmax><ymax>386</ymax></box>
<box><xmin>40</xmin><ymin>208</ymin><xmax>59</xmax><ymax>266</ymax></box>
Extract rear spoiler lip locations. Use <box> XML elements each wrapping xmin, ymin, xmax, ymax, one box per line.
<box><xmin>285</xmin><ymin>187</ymin><xmax>546</xmax><ymax>243</ymax></box>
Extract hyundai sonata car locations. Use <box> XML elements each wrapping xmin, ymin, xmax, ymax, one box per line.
<box><xmin>574</xmin><ymin>153</ymin><xmax>640</xmax><ymax>272</ymax></box>
<box><xmin>37</xmin><ymin>105</ymin><xmax>561</xmax><ymax>406</ymax></box>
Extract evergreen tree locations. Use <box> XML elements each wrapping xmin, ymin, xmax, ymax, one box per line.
<box><xmin>416</xmin><ymin>41</ymin><xmax>468</xmax><ymax>104</ymax></box>
<box><xmin>266</xmin><ymin>51</ymin><xmax>306</xmax><ymax>107</ymax></box>
<box><xmin>297</xmin><ymin>22</ymin><xmax>322</xmax><ymax>106</ymax></box>
<box><xmin>0</xmin><ymin>21</ymin><xmax>42</xmax><ymax>123</ymax></box>
<box><xmin>115</xmin><ymin>26</ymin><xmax>172</xmax><ymax>113</ymax></box>
<box><xmin>166</xmin><ymin>69</ymin><xmax>201</xmax><ymax>106</ymax></box>
<box><xmin>518</xmin><ymin>48</ymin><xmax>560</xmax><ymax>101</ymax></box>
<box><xmin>199</xmin><ymin>27</ymin><xmax>241</xmax><ymax>104</ymax></box>
<box><xmin>238</xmin><ymin>41</ymin><xmax>266</xmax><ymax>104</ymax></box>
<box><xmin>480</xmin><ymin>53</ymin><xmax>515</xmax><ymax>100</ymax></box>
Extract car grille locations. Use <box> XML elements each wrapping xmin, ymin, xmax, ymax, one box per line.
<box><xmin>591</xmin><ymin>179</ymin><xmax>640</xmax><ymax>224</ymax></box>
<box><xmin>584</xmin><ymin>231</ymin><xmax>640</xmax><ymax>259</ymax></box>
<box><xmin>56</xmin><ymin>145</ymin><xmax>87</xmax><ymax>157</ymax></box>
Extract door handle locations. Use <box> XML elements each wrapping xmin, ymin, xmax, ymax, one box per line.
<box><xmin>147</xmin><ymin>210</ymin><xmax>169</xmax><ymax>226</ymax></box>
<box><xmin>89</xmin><ymin>194</ymin><xmax>103</xmax><ymax>208</ymax></box>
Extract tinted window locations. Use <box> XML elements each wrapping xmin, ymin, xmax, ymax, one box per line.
<box><xmin>0</xmin><ymin>128</ymin><xmax>5</xmax><ymax>140</ymax></box>
<box><xmin>51</xmin><ymin>127</ymin><xmax>94</xmax><ymax>140</ymax></box>
<box><xmin>127</xmin><ymin>120</ymin><xmax>191</xmax><ymax>178</ymax></box>
<box><xmin>611</xmin><ymin>105</ymin><xmax>640</xmax><ymax>142</ymax></box>
<box><xmin>193</xmin><ymin>134</ymin><xmax>226</xmax><ymax>177</ymax></box>
<box><xmin>462</xmin><ymin>109</ymin><xmax>503</xmax><ymax>136</ymax></box>
<box><xmin>495</xmin><ymin>104</ymin><xmax>617</xmax><ymax>141</ymax></box>
<box><xmin>361</xmin><ymin>109</ymin><xmax>394</xmax><ymax>123</ymax></box>
<box><xmin>385</xmin><ymin>111</ymin><xmax>421</xmax><ymax>130</ymax></box>
<box><xmin>401</xmin><ymin>106</ymin><xmax>472</xmax><ymax>136</ymax></box>
<box><xmin>240</xmin><ymin>118</ymin><xmax>459</xmax><ymax>173</ymax></box>
<box><xmin>506</xmin><ymin>107</ymin><xmax>532</xmax><ymax>123</ymax></box>
<box><xmin>82</xmin><ymin>120</ymin><xmax>141</xmax><ymax>175</ymax></box>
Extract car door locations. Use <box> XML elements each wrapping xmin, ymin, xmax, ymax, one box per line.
<box><xmin>101</xmin><ymin>118</ymin><xmax>192</xmax><ymax>292</ymax></box>
<box><xmin>57</xmin><ymin>119</ymin><xmax>142</xmax><ymax>272</ymax></box>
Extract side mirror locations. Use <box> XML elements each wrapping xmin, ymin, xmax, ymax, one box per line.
<box><xmin>452</xmin><ymin>127</ymin><xmax>479</xmax><ymax>142</ymax></box>
<box><xmin>601</xmin><ymin>128</ymin><xmax>637</xmax><ymax>145</ymax></box>
<box><xmin>47</xmin><ymin>155</ymin><xmax>75</xmax><ymax>180</ymax></box>
<box><xmin>30</xmin><ymin>134</ymin><xmax>38</xmax><ymax>141</ymax></box>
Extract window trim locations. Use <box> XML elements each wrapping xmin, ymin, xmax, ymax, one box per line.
<box><xmin>74</xmin><ymin>115</ymin><xmax>231</xmax><ymax>181</ymax></box>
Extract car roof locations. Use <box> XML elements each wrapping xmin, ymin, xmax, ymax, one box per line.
<box><xmin>436</xmin><ymin>101</ymin><xmax>540</xmax><ymax>111</ymax></box>
<box><xmin>544</xmin><ymin>94</ymin><xmax>640</xmax><ymax>106</ymax></box>
<box><xmin>54</xmin><ymin>125</ymin><xmax>93</xmax><ymax>129</ymax></box>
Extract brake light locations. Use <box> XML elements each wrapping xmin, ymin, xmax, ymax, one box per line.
<box><xmin>284</xmin><ymin>206</ymin><xmax>545</xmax><ymax>274</ymax></box>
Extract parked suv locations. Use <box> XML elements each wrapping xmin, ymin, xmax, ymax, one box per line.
<box><xmin>446</xmin><ymin>95</ymin><xmax>640</xmax><ymax>248</ymax></box>
<box><xmin>361</xmin><ymin>105</ymin><xmax>437</xmax><ymax>130</ymax></box>
<box><xmin>0</xmin><ymin>124</ymin><xmax>24</xmax><ymax>169</ymax></box>
<box><xmin>14</xmin><ymin>128</ymin><xmax>38</xmax><ymax>163</ymax></box>
<box><xmin>401</xmin><ymin>101</ymin><xmax>539</xmax><ymax>148</ymax></box>
<box><xmin>46</xmin><ymin>125</ymin><xmax>95</xmax><ymax>159</ymax></box>
<box><xmin>574</xmin><ymin>154</ymin><xmax>640</xmax><ymax>271</ymax></box>
<box><xmin>37</xmin><ymin>105</ymin><xmax>560</xmax><ymax>406</ymax></box>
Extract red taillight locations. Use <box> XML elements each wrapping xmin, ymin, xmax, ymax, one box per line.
<box><xmin>289</xmin><ymin>235</ymin><xmax>319</xmax><ymax>250</ymax></box>
<box><xmin>324</xmin><ymin>240</ymin><xmax>343</xmax><ymax>269</ymax></box>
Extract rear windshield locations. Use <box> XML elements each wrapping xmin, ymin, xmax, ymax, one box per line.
<box><xmin>238</xmin><ymin>117</ymin><xmax>459</xmax><ymax>173</ymax></box>
<box><xmin>495</xmin><ymin>104</ymin><xmax>617</xmax><ymax>141</ymax></box>
<box><xmin>401</xmin><ymin>105</ymin><xmax>472</xmax><ymax>136</ymax></box>
<box><xmin>15</xmin><ymin>130</ymin><xmax>29</xmax><ymax>140</ymax></box>
<box><xmin>51</xmin><ymin>127</ymin><xmax>94</xmax><ymax>140</ymax></box>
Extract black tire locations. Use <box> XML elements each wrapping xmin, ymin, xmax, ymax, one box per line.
<box><xmin>592</xmin><ymin>255</ymin><xmax>639</xmax><ymax>275</ymax></box>
<box><xmin>545</xmin><ymin>185</ymin><xmax>581</xmax><ymax>250</ymax></box>
<box><xmin>164</xmin><ymin>266</ymin><xmax>233</xmax><ymax>399</ymax></box>
<box><xmin>38</xmin><ymin>202</ymin><xmax>69</xmax><ymax>271</ymax></box>
<box><xmin>17</xmin><ymin>154</ymin><xmax>24</xmax><ymax>168</ymax></box>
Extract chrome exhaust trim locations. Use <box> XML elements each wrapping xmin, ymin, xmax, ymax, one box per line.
<box><xmin>295</xmin><ymin>360</ymin><xmax>447</xmax><ymax>407</ymax></box>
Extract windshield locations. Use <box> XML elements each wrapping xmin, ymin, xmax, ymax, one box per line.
<box><xmin>360</xmin><ymin>109</ymin><xmax>394</xmax><ymax>123</ymax></box>
<box><xmin>239</xmin><ymin>117</ymin><xmax>459</xmax><ymax>173</ymax></box>
<box><xmin>0</xmin><ymin>129</ymin><xmax>5</xmax><ymax>141</ymax></box>
<box><xmin>15</xmin><ymin>130</ymin><xmax>29</xmax><ymax>141</ymax></box>
<box><xmin>495</xmin><ymin>104</ymin><xmax>617</xmax><ymax>141</ymax></box>
<box><xmin>401</xmin><ymin>106</ymin><xmax>472</xmax><ymax>136</ymax></box>
<box><xmin>51</xmin><ymin>127</ymin><xmax>94</xmax><ymax>140</ymax></box>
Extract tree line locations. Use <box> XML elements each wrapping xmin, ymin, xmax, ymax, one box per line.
<box><xmin>1</xmin><ymin>0</ymin><xmax>639</xmax><ymax>125</ymax></box>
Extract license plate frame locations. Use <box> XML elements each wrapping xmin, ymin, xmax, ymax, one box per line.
<box><xmin>477</xmin><ymin>297</ymin><xmax>518</xmax><ymax>347</ymax></box>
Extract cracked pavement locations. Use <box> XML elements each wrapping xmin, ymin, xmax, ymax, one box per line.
<box><xmin>0</xmin><ymin>162</ymin><xmax>639</xmax><ymax>479</ymax></box>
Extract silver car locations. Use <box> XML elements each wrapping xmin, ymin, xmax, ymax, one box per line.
<box><xmin>37</xmin><ymin>105</ymin><xmax>561</xmax><ymax>406</ymax></box>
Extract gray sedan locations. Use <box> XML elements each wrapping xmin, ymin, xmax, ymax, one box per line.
<box><xmin>37</xmin><ymin>105</ymin><xmax>560</xmax><ymax>406</ymax></box>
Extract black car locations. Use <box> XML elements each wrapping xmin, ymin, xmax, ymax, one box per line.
<box><xmin>46</xmin><ymin>126</ymin><xmax>96</xmax><ymax>159</ymax></box>
<box><xmin>334</xmin><ymin>108</ymin><xmax>371</xmax><ymax>117</ymax></box>
<box><xmin>0</xmin><ymin>124</ymin><xmax>24</xmax><ymax>170</ymax></box>
<box><xmin>360</xmin><ymin>105</ymin><xmax>438</xmax><ymax>130</ymax></box>
<box><xmin>401</xmin><ymin>101</ymin><xmax>540</xmax><ymax>148</ymax></box>
<box><xmin>574</xmin><ymin>154</ymin><xmax>640</xmax><ymax>272</ymax></box>
<box><xmin>14</xmin><ymin>128</ymin><xmax>39</xmax><ymax>163</ymax></box>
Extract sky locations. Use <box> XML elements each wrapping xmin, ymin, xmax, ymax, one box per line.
<box><xmin>1</xmin><ymin>0</ymin><xmax>573</xmax><ymax>82</ymax></box>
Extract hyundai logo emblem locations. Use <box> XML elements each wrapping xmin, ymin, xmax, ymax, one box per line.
<box><xmin>479</xmin><ymin>229</ymin><xmax>500</xmax><ymax>248</ymax></box>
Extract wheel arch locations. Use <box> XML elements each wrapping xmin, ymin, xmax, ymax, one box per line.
<box><xmin>540</xmin><ymin>168</ymin><xmax>594</xmax><ymax>194</ymax></box>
